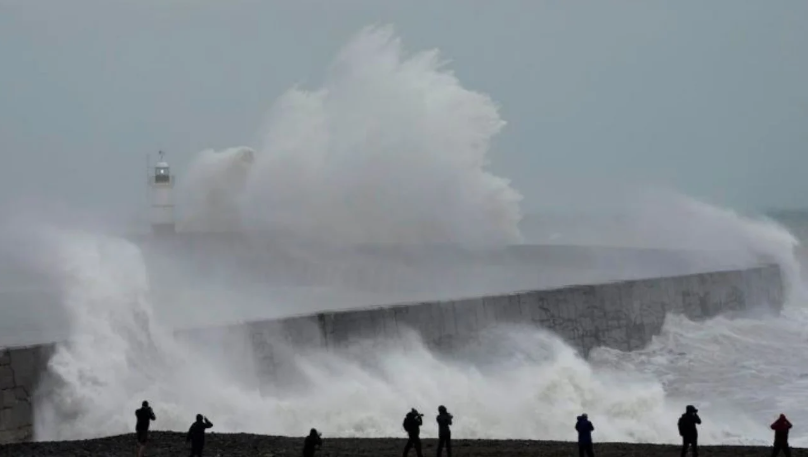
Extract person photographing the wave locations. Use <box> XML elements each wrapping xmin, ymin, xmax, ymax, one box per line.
<box><xmin>134</xmin><ymin>400</ymin><xmax>156</xmax><ymax>457</ymax></box>
<box><xmin>575</xmin><ymin>413</ymin><xmax>595</xmax><ymax>456</ymax></box>
<box><xmin>187</xmin><ymin>414</ymin><xmax>214</xmax><ymax>457</ymax></box>
<box><xmin>436</xmin><ymin>405</ymin><xmax>453</xmax><ymax>457</ymax></box>
<box><xmin>771</xmin><ymin>413</ymin><xmax>793</xmax><ymax>456</ymax></box>
<box><xmin>302</xmin><ymin>428</ymin><xmax>323</xmax><ymax>456</ymax></box>
<box><xmin>678</xmin><ymin>405</ymin><xmax>701</xmax><ymax>456</ymax></box>
<box><xmin>402</xmin><ymin>408</ymin><xmax>424</xmax><ymax>457</ymax></box>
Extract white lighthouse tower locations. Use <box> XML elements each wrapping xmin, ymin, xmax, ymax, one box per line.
<box><xmin>149</xmin><ymin>151</ymin><xmax>176</xmax><ymax>235</ymax></box>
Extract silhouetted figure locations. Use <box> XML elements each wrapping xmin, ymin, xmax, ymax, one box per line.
<box><xmin>303</xmin><ymin>428</ymin><xmax>322</xmax><ymax>457</ymax></box>
<box><xmin>771</xmin><ymin>413</ymin><xmax>793</xmax><ymax>456</ymax></box>
<box><xmin>678</xmin><ymin>405</ymin><xmax>701</xmax><ymax>457</ymax></box>
<box><xmin>402</xmin><ymin>408</ymin><xmax>424</xmax><ymax>457</ymax></box>
<box><xmin>436</xmin><ymin>405</ymin><xmax>453</xmax><ymax>457</ymax></box>
<box><xmin>135</xmin><ymin>400</ymin><xmax>156</xmax><ymax>457</ymax></box>
<box><xmin>575</xmin><ymin>413</ymin><xmax>595</xmax><ymax>457</ymax></box>
<box><xmin>187</xmin><ymin>414</ymin><xmax>214</xmax><ymax>457</ymax></box>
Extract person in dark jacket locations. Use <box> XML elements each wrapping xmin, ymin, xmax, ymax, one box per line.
<box><xmin>771</xmin><ymin>413</ymin><xmax>793</xmax><ymax>456</ymax></box>
<box><xmin>575</xmin><ymin>413</ymin><xmax>595</xmax><ymax>457</ymax></box>
<box><xmin>678</xmin><ymin>405</ymin><xmax>701</xmax><ymax>456</ymax></box>
<box><xmin>402</xmin><ymin>408</ymin><xmax>424</xmax><ymax>457</ymax></box>
<box><xmin>436</xmin><ymin>405</ymin><xmax>453</xmax><ymax>457</ymax></box>
<box><xmin>187</xmin><ymin>414</ymin><xmax>214</xmax><ymax>457</ymax></box>
<box><xmin>135</xmin><ymin>400</ymin><xmax>156</xmax><ymax>457</ymax></box>
<box><xmin>302</xmin><ymin>428</ymin><xmax>323</xmax><ymax>457</ymax></box>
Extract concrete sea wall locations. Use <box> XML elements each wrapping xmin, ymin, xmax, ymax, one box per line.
<box><xmin>0</xmin><ymin>345</ymin><xmax>53</xmax><ymax>444</ymax></box>
<box><xmin>0</xmin><ymin>264</ymin><xmax>786</xmax><ymax>444</ymax></box>
<box><xmin>181</xmin><ymin>264</ymin><xmax>785</xmax><ymax>389</ymax></box>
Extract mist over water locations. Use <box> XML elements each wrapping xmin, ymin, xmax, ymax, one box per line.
<box><xmin>176</xmin><ymin>146</ymin><xmax>255</xmax><ymax>233</ymax></box>
<box><xmin>536</xmin><ymin>190</ymin><xmax>802</xmax><ymax>294</ymax></box>
<box><xmin>3</xmin><ymin>25</ymin><xmax>805</xmax><ymax>447</ymax></box>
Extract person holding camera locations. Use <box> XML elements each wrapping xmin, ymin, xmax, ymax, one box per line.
<box><xmin>436</xmin><ymin>405</ymin><xmax>453</xmax><ymax>457</ymax></box>
<box><xmin>187</xmin><ymin>413</ymin><xmax>214</xmax><ymax>457</ymax></box>
<box><xmin>771</xmin><ymin>413</ymin><xmax>793</xmax><ymax>457</ymax></box>
<box><xmin>402</xmin><ymin>408</ymin><xmax>424</xmax><ymax>457</ymax></box>
<box><xmin>302</xmin><ymin>428</ymin><xmax>323</xmax><ymax>457</ymax></box>
<box><xmin>678</xmin><ymin>405</ymin><xmax>701</xmax><ymax>457</ymax></box>
<box><xmin>575</xmin><ymin>413</ymin><xmax>595</xmax><ymax>457</ymax></box>
<box><xmin>134</xmin><ymin>400</ymin><xmax>156</xmax><ymax>457</ymax></box>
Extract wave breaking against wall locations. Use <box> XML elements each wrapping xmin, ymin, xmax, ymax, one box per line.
<box><xmin>0</xmin><ymin>263</ymin><xmax>783</xmax><ymax>444</ymax></box>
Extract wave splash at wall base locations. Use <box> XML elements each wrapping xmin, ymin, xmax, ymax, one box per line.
<box><xmin>23</xmin><ymin>227</ymin><xmax>770</xmax><ymax>446</ymax></box>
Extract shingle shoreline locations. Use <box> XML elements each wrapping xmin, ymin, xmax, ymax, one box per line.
<box><xmin>0</xmin><ymin>431</ymin><xmax>795</xmax><ymax>456</ymax></box>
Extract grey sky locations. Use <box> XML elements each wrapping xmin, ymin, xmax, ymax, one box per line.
<box><xmin>1</xmin><ymin>0</ymin><xmax>806</xmax><ymax>222</ymax></box>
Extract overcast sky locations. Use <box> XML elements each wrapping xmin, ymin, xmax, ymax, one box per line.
<box><xmin>1</xmin><ymin>0</ymin><xmax>806</xmax><ymax>222</ymax></box>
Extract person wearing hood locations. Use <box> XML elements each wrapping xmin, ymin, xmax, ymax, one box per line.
<box><xmin>575</xmin><ymin>413</ymin><xmax>595</xmax><ymax>457</ymax></box>
<box><xmin>678</xmin><ymin>405</ymin><xmax>701</xmax><ymax>456</ymax></box>
<box><xmin>771</xmin><ymin>413</ymin><xmax>793</xmax><ymax>456</ymax></box>
<box><xmin>436</xmin><ymin>405</ymin><xmax>454</xmax><ymax>457</ymax></box>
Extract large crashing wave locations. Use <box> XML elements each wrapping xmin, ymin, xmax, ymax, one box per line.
<box><xmin>179</xmin><ymin>25</ymin><xmax>523</xmax><ymax>246</ymax></box>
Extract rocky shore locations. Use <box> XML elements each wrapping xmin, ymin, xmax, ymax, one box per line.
<box><xmin>0</xmin><ymin>432</ymin><xmax>798</xmax><ymax>456</ymax></box>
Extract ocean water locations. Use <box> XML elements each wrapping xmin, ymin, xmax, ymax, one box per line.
<box><xmin>2</xmin><ymin>25</ymin><xmax>805</xmax><ymax>447</ymax></box>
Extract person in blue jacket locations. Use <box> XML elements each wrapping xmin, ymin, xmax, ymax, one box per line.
<box><xmin>575</xmin><ymin>413</ymin><xmax>595</xmax><ymax>456</ymax></box>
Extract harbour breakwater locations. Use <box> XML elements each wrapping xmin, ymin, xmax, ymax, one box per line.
<box><xmin>0</xmin><ymin>264</ymin><xmax>785</xmax><ymax>444</ymax></box>
<box><xmin>0</xmin><ymin>239</ymin><xmax>773</xmax><ymax>348</ymax></box>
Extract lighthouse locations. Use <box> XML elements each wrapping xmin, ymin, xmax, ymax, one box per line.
<box><xmin>149</xmin><ymin>151</ymin><xmax>176</xmax><ymax>235</ymax></box>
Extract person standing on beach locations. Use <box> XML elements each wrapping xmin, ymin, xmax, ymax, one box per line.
<box><xmin>302</xmin><ymin>428</ymin><xmax>323</xmax><ymax>457</ymax></box>
<box><xmin>402</xmin><ymin>408</ymin><xmax>424</xmax><ymax>457</ymax></box>
<box><xmin>678</xmin><ymin>405</ymin><xmax>701</xmax><ymax>457</ymax></box>
<box><xmin>135</xmin><ymin>400</ymin><xmax>156</xmax><ymax>457</ymax></box>
<box><xmin>771</xmin><ymin>413</ymin><xmax>793</xmax><ymax>456</ymax></box>
<box><xmin>575</xmin><ymin>413</ymin><xmax>595</xmax><ymax>457</ymax></box>
<box><xmin>436</xmin><ymin>405</ymin><xmax>453</xmax><ymax>457</ymax></box>
<box><xmin>187</xmin><ymin>414</ymin><xmax>214</xmax><ymax>457</ymax></box>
